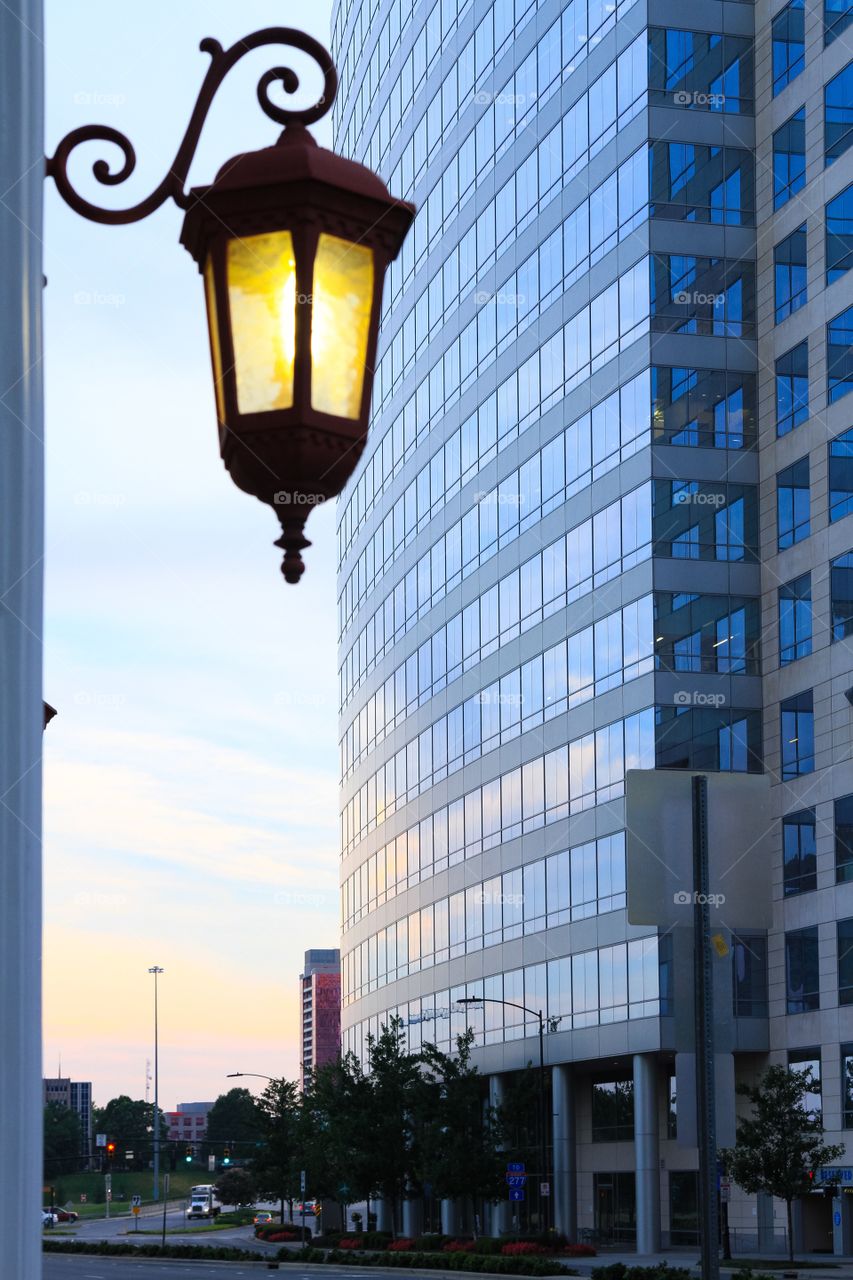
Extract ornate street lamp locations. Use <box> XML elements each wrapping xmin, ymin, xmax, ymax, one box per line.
<box><xmin>47</xmin><ymin>29</ymin><xmax>414</xmax><ymax>583</ymax></box>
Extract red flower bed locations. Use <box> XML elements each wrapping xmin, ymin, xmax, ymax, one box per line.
<box><xmin>564</xmin><ymin>1243</ymin><xmax>597</xmax><ymax>1257</ymax></box>
<box><xmin>442</xmin><ymin>1239</ymin><xmax>477</xmax><ymax>1252</ymax></box>
<box><xmin>501</xmin><ymin>1242</ymin><xmax>548</xmax><ymax>1256</ymax></box>
<box><xmin>337</xmin><ymin>1238</ymin><xmax>362</xmax><ymax>1249</ymax></box>
<box><xmin>388</xmin><ymin>1239</ymin><xmax>416</xmax><ymax>1252</ymax></box>
<box><xmin>264</xmin><ymin>1230</ymin><xmax>300</xmax><ymax>1243</ymax></box>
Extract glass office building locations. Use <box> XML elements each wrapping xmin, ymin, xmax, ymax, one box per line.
<box><xmin>333</xmin><ymin>0</ymin><xmax>853</xmax><ymax>1252</ymax></box>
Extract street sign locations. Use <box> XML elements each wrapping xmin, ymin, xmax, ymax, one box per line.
<box><xmin>80</xmin><ymin>1194</ymin><xmax>87</xmax><ymax>1204</ymax></box>
<box><xmin>208</xmin><ymin>1154</ymin><xmax>216</xmax><ymax>1172</ymax></box>
<box><xmin>300</xmin><ymin>1169</ymin><xmax>306</xmax><ymax>1194</ymax></box>
<box><xmin>104</xmin><ymin>1175</ymin><xmax>111</xmax><ymax>1193</ymax></box>
<box><xmin>95</xmin><ymin>1133</ymin><xmax>107</xmax><ymax>1148</ymax></box>
<box><xmin>132</xmin><ymin>1206</ymin><xmax>141</xmax><ymax>1216</ymax></box>
<box><xmin>540</xmin><ymin>1183</ymin><xmax>550</xmax><ymax>1197</ymax></box>
<box><xmin>509</xmin><ymin>1188</ymin><xmax>525</xmax><ymax>1202</ymax></box>
<box><xmin>506</xmin><ymin>1162</ymin><xmax>525</xmax><ymax>1173</ymax></box>
<box><xmin>719</xmin><ymin>1181</ymin><xmax>731</xmax><ymax>1204</ymax></box>
<box><xmin>505</xmin><ymin>1175</ymin><xmax>527</xmax><ymax>1187</ymax></box>
<box><xmin>131</xmin><ymin>1196</ymin><xmax>142</xmax><ymax>1208</ymax></box>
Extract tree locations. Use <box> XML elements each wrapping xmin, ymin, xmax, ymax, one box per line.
<box><xmin>418</xmin><ymin>1029</ymin><xmax>505</xmax><ymax>1218</ymax></box>
<box><xmin>92</xmin><ymin>1095</ymin><xmax>169</xmax><ymax>1171</ymax></box>
<box><xmin>252</xmin><ymin>1078</ymin><xmax>304</xmax><ymax>1228</ymax></box>
<box><xmin>44</xmin><ymin>1103</ymin><xmax>83</xmax><ymax>1178</ymax></box>
<box><xmin>205</xmin><ymin>1088</ymin><xmax>262</xmax><ymax>1163</ymax></box>
<box><xmin>724</xmin><ymin>1064</ymin><xmax>845</xmax><ymax>1262</ymax></box>
<box><xmin>362</xmin><ymin>1017</ymin><xmax>425</xmax><ymax>1235</ymax></box>
<box><xmin>302</xmin><ymin>1053</ymin><xmax>375</xmax><ymax>1228</ymax></box>
<box><xmin>216</xmin><ymin>1167</ymin><xmax>257</xmax><ymax>1207</ymax></box>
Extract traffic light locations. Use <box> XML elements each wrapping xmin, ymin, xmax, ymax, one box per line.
<box><xmin>106</xmin><ymin>1142</ymin><xmax>116</xmax><ymax>1158</ymax></box>
<box><xmin>222</xmin><ymin>1148</ymin><xmax>231</xmax><ymax>1165</ymax></box>
<box><xmin>185</xmin><ymin>1145</ymin><xmax>193</xmax><ymax>1163</ymax></box>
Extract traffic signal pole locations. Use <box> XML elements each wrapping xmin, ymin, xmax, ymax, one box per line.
<box><xmin>693</xmin><ymin>777</ymin><xmax>719</xmax><ymax>1280</ymax></box>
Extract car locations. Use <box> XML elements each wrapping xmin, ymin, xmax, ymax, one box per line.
<box><xmin>294</xmin><ymin>1200</ymin><xmax>321</xmax><ymax>1216</ymax></box>
<box><xmin>253</xmin><ymin>1211</ymin><xmax>274</xmax><ymax>1225</ymax></box>
<box><xmin>54</xmin><ymin>1209</ymin><xmax>78</xmax><ymax>1223</ymax></box>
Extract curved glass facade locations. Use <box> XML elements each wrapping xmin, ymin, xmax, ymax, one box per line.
<box><xmin>334</xmin><ymin>0</ymin><xmax>853</xmax><ymax>1252</ymax></box>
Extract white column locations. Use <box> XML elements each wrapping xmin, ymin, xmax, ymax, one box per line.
<box><xmin>0</xmin><ymin>4</ymin><xmax>44</xmax><ymax>1280</ymax></box>
<box><xmin>489</xmin><ymin>1075</ymin><xmax>512</xmax><ymax>1236</ymax></box>
<box><xmin>552</xmin><ymin>1065</ymin><xmax>576</xmax><ymax>1239</ymax></box>
<box><xmin>402</xmin><ymin>1195</ymin><xmax>422</xmax><ymax>1238</ymax></box>
<box><xmin>440</xmin><ymin>1198</ymin><xmax>458</xmax><ymax>1235</ymax></box>
<box><xmin>633</xmin><ymin>1054</ymin><xmax>660</xmax><ymax>1255</ymax></box>
<box><xmin>375</xmin><ymin>1197</ymin><xmax>393</xmax><ymax>1232</ymax></box>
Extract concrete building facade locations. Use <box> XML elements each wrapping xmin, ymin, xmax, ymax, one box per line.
<box><xmin>43</xmin><ymin>1077</ymin><xmax>93</xmax><ymax>1166</ymax></box>
<box><xmin>333</xmin><ymin>0</ymin><xmax>853</xmax><ymax>1255</ymax></box>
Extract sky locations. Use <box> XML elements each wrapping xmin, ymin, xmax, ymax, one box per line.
<box><xmin>43</xmin><ymin>1</ymin><xmax>340</xmax><ymax>1110</ymax></box>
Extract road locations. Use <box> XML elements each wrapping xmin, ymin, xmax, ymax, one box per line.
<box><xmin>43</xmin><ymin>1258</ymin><xmax>488</xmax><ymax>1280</ymax></box>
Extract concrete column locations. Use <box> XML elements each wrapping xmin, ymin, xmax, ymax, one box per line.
<box><xmin>0</xmin><ymin>4</ymin><xmax>44</xmax><ymax>1280</ymax></box>
<box><xmin>375</xmin><ymin>1197</ymin><xmax>393</xmax><ymax>1232</ymax></box>
<box><xmin>552</xmin><ymin>1065</ymin><xmax>577</xmax><ymax>1239</ymax></box>
<box><xmin>633</xmin><ymin>1054</ymin><xmax>660</xmax><ymax>1255</ymax></box>
<box><xmin>402</xmin><ymin>1196</ymin><xmax>423</xmax><ymax>1238</ymax></box>
<box><xmin>440</xmin><ymin>1199</ymin><xmax>458</xmax><ymax>1235</ymax></box>
<box><xmin>489</xmin><ymin>1075</ymin><xmax>512</xmax><ymax>1236</ymax></box>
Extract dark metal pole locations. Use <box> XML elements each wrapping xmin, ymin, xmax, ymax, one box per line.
<box><xmin>692</xmin><ymin>776</ymin><xmax>719</xmax><ymax>1280</ymax></box>
<box><xmin>537</xmin><ymin>1012</ymin><xmax>549</xmax><ymax>1233</ymax></box>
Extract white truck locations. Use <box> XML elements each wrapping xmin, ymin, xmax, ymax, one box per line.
<box><xmin>186</xmin><ymin>1184</ymin><xmax>222</xmax><ymax>1219</ymax></box>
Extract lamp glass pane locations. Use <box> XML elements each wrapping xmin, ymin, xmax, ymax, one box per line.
<box><xmin>311</xmin><ymin>233</ymin><xmax>374</xmax><ymax>419</ymax></box>
<box><xmin>227</xmin><ymin>231</ymin><xmax>296</xmax><ymax>414</ymax></box>
<box><xmin>203</xmin><ymin>256</ymin><xmax>225</xmax><ymax>423</ymax></box>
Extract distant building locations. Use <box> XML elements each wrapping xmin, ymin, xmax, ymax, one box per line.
<box><xmin>165</xmin><ymin>1101</ymin><xmax>214</xmax><ymax>1147</ymax></box>
<box><xmin>43</xmin><ymin>1078</ymin><xmax>92</xmax><ymax>1165</ymax></box>
<box><xmin>300</xmin><ymin>949</ymin><xmax>341</xmax><ymax>1086</ymax></box>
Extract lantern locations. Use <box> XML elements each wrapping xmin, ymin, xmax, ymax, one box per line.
<box><xmin>180</xmin><ymin>122</ymin><xmax>414</xmax><ymax>582</ymax></box>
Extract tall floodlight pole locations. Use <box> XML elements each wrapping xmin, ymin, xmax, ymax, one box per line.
<box><xmin>149</xmin><ymin>967</ymin><xmax>164</xmax><ymax>1202</ymax></box>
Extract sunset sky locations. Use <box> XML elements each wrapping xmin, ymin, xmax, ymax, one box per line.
<box><xmin>43</xmin><ymin>1</ymin><xmax>340</xmax><ymax>1109</ymax></box>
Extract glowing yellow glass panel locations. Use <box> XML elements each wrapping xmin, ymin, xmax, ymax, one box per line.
<box><xmin>203</xmin><ymin>257</ymin><xmax>225</xmax><ymax>423</ymax></box>
<box><xmin>311</xmin><ymin>233</ymin><xmax>374</xmax><ymax>419</ymax></box>
<box><xmin>227</xmin><ymin>231</ymin><xmax>296</xmax><ymax>414</ymax></box>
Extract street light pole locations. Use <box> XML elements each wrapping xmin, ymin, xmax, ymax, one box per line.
<box><xmin>149</xmin><ymin>967</ymin><xmax>164</xmax><ymax>1203</ymax></box>
<box><xmin>458</xmin><ymin>997</ymin><xmax>550</xmax><ymax>1233</ymax></box>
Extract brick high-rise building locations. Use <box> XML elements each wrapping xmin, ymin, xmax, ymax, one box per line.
<box><xmin>300</xmin><ymin>949</ymin><xmax>341</xmax><ymax>1086</ymax></box>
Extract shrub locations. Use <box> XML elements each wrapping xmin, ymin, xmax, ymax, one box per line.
<box><xmin>414</xmin><ymin>1234</ymin><xmax>447</xmax><ymax>1251</ymax></box>
<box><xmin>592</xmin><ymin>1267</ymin><xmax>691</xmax><ymax>1280</ymax></box>
<box><xmin>337</xmin><ymin>1238</ymin><xmax>361</xmax><ymax>1249</ymax></box>
<box><xmin>443</xmin><ymin>1239</ymin><xmax>477</xmax><ymax>1253</ymax></box>
<box><xmin>502</xmin><ymin>1243</ymin><xmax>548</xmax><ymax>1256</ymax></box>
<box><xmin>287</xmin><ymin>1247</ymin><xmax>573</xmax><ymax>1274</ymax></box>
<box><xmin>388</xmin><ymin>1238</ymin><xmax>417</xmax><ymax>1251</ymax></box>
<box><xmin>362</xmin><ymin>1230</ymin><xmax>392</xmax><ymax>1249</ymax></box>
<box><xmin>43</xmin><ymin>1241</ymin><xmax>260</xmax><ymax>1262</ymax></box>
<box><xmin>564</xmin><ymin>1244</ymin><xmax>597</xmax><ymax>1257</ymax></box>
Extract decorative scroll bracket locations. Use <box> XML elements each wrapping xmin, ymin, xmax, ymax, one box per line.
<box><xmin>45</xmin><ymin>27</ymin><xmax>338</xmax><ymax>225</ymax></box>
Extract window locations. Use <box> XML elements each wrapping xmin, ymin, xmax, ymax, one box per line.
<box><xmin>788</xmin><ymin>1048</ymin><xmax>821</xmax><ymax>1115</ymax></box>
<box><xmin>776</xmin><ymin>342</ymin><xmax>809</xmax><ymax>435</ymax></box>
<box><xmin>830</xmin><ymin>427</ymin><xmax>853</xmax><ymax>521</ymax></box>
<box><xmin>836</xmin><ymin>794</ymin><xmax>853</xmax><ymax>883</ymax></box>
<box><xmin>651</xmin><ymin>367</ymin><xmax>756</xmax><ymax>449</ymax></box>
<box><xmin>779</xmin><ymin>573</ymin><xmax>812</xmax><ymax>663</ymax></box>
<box><xmin>826</xmin><ymin>182</ymin><xmax>853</xmax><ymax>283</ymax></box>
<box><xmin>774</xmin><ymin>224</ymin><xmax>807</xmax><ymax>322</ymax></box>
<box><xmin>777</xmin><ymin>458</ymin><xmax>810</xmax><ymax>549</ymax></box>
<box><xmin>828</xmin><ymin>305</ymin><xmax>853</xmax><ymax>403</ymax></box>
<box><xmin>786</xmin><ymin>926</ymin><xmax>820</xmax><ymax>1012</ymax></box>
<box><xmin>732</xmin><ymin>934</ymin><xmax>768</xmax><ymax>1016</ymax></box>
<box><xmin>842</xmin><ymin>1044</ymin><xmax>853</xmax><ymax>1127</ymax></box>
<box><xmin>773</xmin><ymin>0</ymin><xmax>805</xmax><ymax>95</ymax></box>
<box><xmin>825</xmin><ymin>0</ymin><xmax>853</xmax><ymax>45</ymax></box>
<box><xmin>825</xmin><ymin>63</ymin><xmax>853</xmax><ymax>165</ymax></box>
<box><xmin>783</xmin><ymin>808</ymin><xmax>817</xmax><ymax>895</ymax></box>
<box><xmin>831</xmin><ymin>552</ymin><xmax>853</xmax><ymax>640</ymax></box>
<box><xmin>781</xmin><ymin>690</ymin><xmax>814</xmax><ymax>779</ymax></box>
<box><xmin>591</xmin><ymin>1079</ymin><xmax>634</xmax><ymax>1141</ymax></box>
<box><xmin>670</xmin><ymin>1172</ymin><xmax>699</xmax><ymax>1246</ymax></box>
<box><xmin>774</xmin><ymin>108</ymin><xmax>805</xmax><ymax>208</ymax></box>
<box><xmin>647</xmin><ymin>29</ymin><xmax>753</xmax><ymax>113</ymax></box>
<box><xmin>649</xmin><ymin>142</ymin><xmax>754</xmax><ymax>225</ymax></box>
<box><xmin>655</xmin><ymin>592</ymin><xmax>760</xmax><ymax>674</ymax></box>
<box><xmin>667</xmin><ymin>1074</ymin><xmax>677</xmax><ymax>1138</ymax></box>
<box><xmin>839</xmin><ymin>919</ymin><xmax>853</xmax><ymax>1004</ymax></box>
